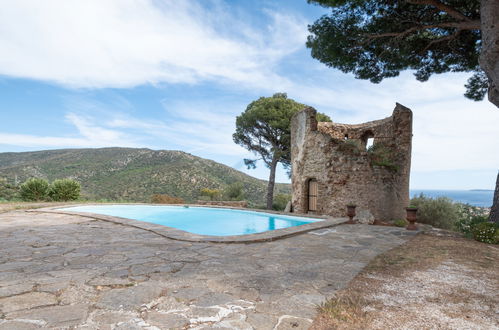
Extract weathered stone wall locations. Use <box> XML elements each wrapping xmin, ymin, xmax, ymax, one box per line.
<box><xmin>291</xmin><ymin>104</ymin><xmax>412</xmax><ymax>222</ymax></box>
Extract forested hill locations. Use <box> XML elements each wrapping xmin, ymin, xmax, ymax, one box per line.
<box><xmin>0</xmin><ymin>148</ymin><xmax>290</xmax><ymax>205</ymax></box>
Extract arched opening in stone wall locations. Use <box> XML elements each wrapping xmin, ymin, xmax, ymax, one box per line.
<box><xmin>361</xmin><ymin>130</ymin><xmax>374</xmax><ymax>150</ymax></box>
<box><xmin>307</xmin><ymin>178</ymin><xmax>318</xmax><ymax>212</ymax></box>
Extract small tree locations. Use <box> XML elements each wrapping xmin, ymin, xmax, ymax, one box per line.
<box><xmin>200</xmin><ymin>188</ymin><xmax>221</xmax><ymax>201</ymax></box>
<box><xmin>49</xmin><ymin>179</ymin><xmax>81</xmax><ymax>201</ymax></box>
<box><xmin>20</xmin><ymin>178</ymin><xmax>49</xmax><ymax>201</ymax></box>
<box><xmin>0</xmin><ymin>178</ymin><xmax>19</xmax><ymax>201</ymax></box>
<box><xmin>224</xmin><ymin>182</ymin><xmax>245</xmax><ymax>201</ymax></box>
<box><xmin>233</xmin><ymin>93</ymin><xmax>331</xmax><ymax>209</ymax></box>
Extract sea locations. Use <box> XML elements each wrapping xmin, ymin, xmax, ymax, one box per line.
<box><xmin>410</xmin><ymin>190</ymin><xmax>494</xmax><ymax>208</ymax></box>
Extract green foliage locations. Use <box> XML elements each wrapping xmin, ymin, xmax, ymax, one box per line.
<box><xmin>306</xmin><ymin>0</ymin><xmax>484</xmax><ymax>100</ymax></box>
<box><xmin>233</xmin><ymin>93</ymin><xmax>330</xmax><ymax>171</ymax></box>
<box><xmin>272</xmin><ymin>193</ymin><xmax>291</xmax><ymax>211</ymax></box>
<box><xmin>0</xmin><ymin>148</ymin><xmax>291</xmax><ymax>205</ymax></box>
<box><xmin>471</xmin><ymin>222</ymin><xmax>499</xmax><ymax>244</ymax></box>
<box><xmin>48</xmin><ymin>179</ymin><xmax>81</xmax><ymax>201</ymax></box>
<box><xmin>409</xmin><ymin>194</ymin><xmax>460</xmax><ymax>230</ymax></box>
<box><xmin>20</xmin><ymin>178</ymin><xmax>49</xmax><ymax>201</ymax></box>
<box><xmin>455</xmin><ymin>203</ymin><xmax>490</xmax><ymax>237</ymax></box>
<box><xmin>200</xmin><ymin>188</ymin><xmax>221</xmax><ymax>201</ymax></box>
<box><xmin>233</xmin><ymin>93</ymin><xmax>330</xmax><ymax>208</ymax></box>
<box><xmin>393</xmin><ymin>219</ymin><xmax>408</xmax><ymax>227</ymax></box>
<box><xmin>224</xmin><ymin>182</ymin><xmax>245</xmax><ymax>201</ymax></box>
<box><xmin>0</xmin><ymin>178</ymin><xmax>19</xmax><ymax>201</ymax></box>
<box><xmin>151</xmin><ymin>194</ymin><xmax>185</xmax><ymax>204</ymax></box>
<box><xmin>338</xmin><ymin>139</ymin><xmax>362</xmax><ymax>154</ymax></box>
<box><xmin>367</xmin><ymin>144</ymin><xmax>399</xmax><ymax>172</ymax></box>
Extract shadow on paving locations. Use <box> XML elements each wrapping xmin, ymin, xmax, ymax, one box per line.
<box><xmin>0</xmin><ymin>210</ymin><xmax>416</xmax><ymax>329</ymax></box>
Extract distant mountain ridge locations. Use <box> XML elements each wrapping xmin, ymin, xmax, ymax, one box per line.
<box><xmin>0</xmin><ymin>148</ymin><xmax>290</xmax><ymax>205</ymax></box>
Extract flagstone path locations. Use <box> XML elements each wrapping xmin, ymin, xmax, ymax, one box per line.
<box><xmin>0</xmin><ymin>210</ymin><xmax>416</xmax><ymax>329</ymax></box>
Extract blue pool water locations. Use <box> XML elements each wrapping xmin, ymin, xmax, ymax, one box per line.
<box><xmin>60</xmin><ymin>205</ymin><xmax>321</xmax><ymax>236</ymax></box>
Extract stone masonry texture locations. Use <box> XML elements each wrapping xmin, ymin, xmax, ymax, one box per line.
<box><xmin>291</xmin><ymin>103</ymin><xmax>413</xmax><ymax>222</ymax></box>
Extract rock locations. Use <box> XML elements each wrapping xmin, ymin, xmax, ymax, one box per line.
<box><xmin>195</xmin><ymin>292</ymin><xmax>235</xmax><ymax>307</ymax></box>
<box><xmin>354</xmin><ymin>209</ymin><xmax>375</xmax><ymax>224</ymax></box>
<box><xmin>96</xmin><ymin>283</ymin><xmax>164</xmax><ymax>311</ymax></box>
<box><xmin>0</xmin><ymin>321</ymin><xmax>42</xmax><ymax>329</ymax></box>
<box><xmin>171</xmin><ymin>287</ymin><xmax>211</xmax><ymax>302</ymax></box>
<box><xmin>0</xmin><ymin>292</ymin><xmax>57</xmax><ymax>313</ymax></box>
<box><xmin>154</xmin><ymin>296</ymin><xmax>189</xmax><ymax>313</ymax></box>
<box><xmin>146</xmin><ymin>311</ymin><xmax>189</xmax><ymax>329</ymax></box>
<box><xmin>246</xmin><ymin>312</ymin><xmax>278</xmax><ymax>329</ymax></box>
<box><xmin>0</xmin><ymin>283</ymin><xmax>33</xmax><ymax>298</ymax></box>
<box><xmin>87</xmin><ymin>277</ymin><xmax>132</xmax><ymax>287</ymax></box>
<box><xmin>6</xmin><ymin>304</ymin><xmax>88</xmax><ymax>328</ymax></box>
<box><xmin>275</xmin><ymin>316</ymin><xmax>313</xmax><ymax>330</ymax></box>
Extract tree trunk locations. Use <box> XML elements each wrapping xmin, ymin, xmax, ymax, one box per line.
<box><xmin>480</xmin><ymin>0</ymin><xmax>499</xmax><ymax>107</ymax></box>
<box><xmin>490</xmin><ymin>171</ymin><xmax>499</xmax><ymax>223</ymax></box>
<box><xmin>266</xmin><ymin>156</ymin><xmax>278</xmax><ymax>210</ymax></box>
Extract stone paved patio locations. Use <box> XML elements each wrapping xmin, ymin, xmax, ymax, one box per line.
<box><xmin>0</xmin><ymin>210</ymin><xmax>417</xmax><ymax>329</ymax></box>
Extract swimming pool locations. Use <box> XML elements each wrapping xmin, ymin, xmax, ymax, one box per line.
<box><xmin>60</xmin><ymin>205</ymin><xmax>322</xmax><ymax>236</ymax></box>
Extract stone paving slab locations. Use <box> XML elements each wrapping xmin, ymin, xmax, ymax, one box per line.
<box><xmin>0</xmin><ymin>210</ymin><xmax>417</xmax><ymax>329</ymax></box>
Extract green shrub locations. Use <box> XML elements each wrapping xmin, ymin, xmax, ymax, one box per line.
<box><xmin>454</xmin><ymin>203</ymin><xmax>491</xmax><ymax>237</ymax></box>
<box><xmin>393</xmin><ymin>219</ymin><xmax>408</xmax><ymax>227</ymax></box>
<box><xmin>20</xmin><ymin>178</ymin><xmax>50</xmax><ymax>201</ymax></box>
<box><xmin>471</xmin><ymin>222</ymin><xmax>499</xmax><ymax>244</ymax></box>
<box><xmin>199</xmin><ymin>188</ymin><xmax>220</xmax><ymax>201</ymax></box>
<box><xmin>409</xmin><ymin>194</ymin><xmax>460</xmax><ymax>230</ymax></box>
<box><xmin>151</xmin><ymin>194</ymin><xmax>185</xmax><ymax>204</ymax></box>
<box><xmin>0</xmin><ymin>178</ymin><xmax>19</xmax><ymax>201</ymax></box>
<box><xmin>224</xmin><ymin>182</ymin><xmax>245</xmax><ymax>201</ymax></box>
<box><xmin>367</xmin><ymin>143</ymin><xmax>399</xmax><ymax>171</ymax></box>
<box><xmin>272</xmin><ymin>193</ymin><xmax>291</xmax><ymax>211</ymax></box>
<box><xmin>49</xmin><ymin>179</ymin><xmax>81</xmax><ymax>201</ymax></box>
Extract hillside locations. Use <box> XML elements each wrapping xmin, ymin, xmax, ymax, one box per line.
<box><xmin>0</xmin><ymin>148</ymin><xmax>291</xmax><ymax>205</ymax></box>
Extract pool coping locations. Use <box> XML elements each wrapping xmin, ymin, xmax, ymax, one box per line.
<box><xmin>27</xmin><ymin>204</ymin><xmax>348</xmax><ymax>243</ymax></box>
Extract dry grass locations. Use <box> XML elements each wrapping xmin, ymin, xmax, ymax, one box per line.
<box><xmin>311</xmin><ymin>233</ymin><xmax>499</xmax><ymax>330</ymax></box>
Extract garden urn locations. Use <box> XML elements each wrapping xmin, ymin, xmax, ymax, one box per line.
<box><xmin>405</xmin><ymin>207</ymin><xmax>418</xmax><ymax>230</ymax></box>
<box><xmin>346</xmin><ymin>205</ymin><xmax>357</xmax><ymax>224</ymax></box>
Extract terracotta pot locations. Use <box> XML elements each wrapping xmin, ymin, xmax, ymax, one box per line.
<box><xmin>346</xmin><ymin>205</ymin><xmax>357</xmax><ymax>224</ymax></box>
<box><xmin>406</xmin><ymin>207</ymin><xmax>418</xmax><ymax>230</ymax></box>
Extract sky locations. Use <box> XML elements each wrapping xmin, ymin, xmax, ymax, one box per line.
<box><xmin>0</xmin><ymin>0</ymin><xmax>498</xmax><ymax>189</ymax></box>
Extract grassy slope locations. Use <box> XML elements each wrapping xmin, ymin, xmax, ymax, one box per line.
<box><xmin>0</xmin><ymin>148</ymin><xmax>290</xmax><ymax>205</ymax></box>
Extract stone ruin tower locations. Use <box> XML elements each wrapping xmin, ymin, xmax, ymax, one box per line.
<box><xmin>290</xmin><ymin>103</ymin><xmax>413</xmax><ymax>222</ymax></box>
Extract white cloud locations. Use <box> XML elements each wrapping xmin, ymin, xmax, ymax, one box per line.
<box><xmin>0</xmin><ymin>113</ymin><xmax>141</xmax><ymax>148</ymax></box>
<box><xmin>0</xmin><ymin>0</ymin><xmax>306</xmax><ymax>89</ymax></box>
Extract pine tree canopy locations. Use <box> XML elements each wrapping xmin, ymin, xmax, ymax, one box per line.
<box><xmin>306</xmin><ymin>0</ymin><xmax>485</xmax><ymax>100</ymax></box>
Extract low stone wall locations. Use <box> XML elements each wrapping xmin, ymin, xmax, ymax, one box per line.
<box><xmin>196</xmin><ymin>200</ymin><xmax>248</xmax><ymax>208</ymax></box>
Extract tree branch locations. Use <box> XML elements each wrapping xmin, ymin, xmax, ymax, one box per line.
<box><xmin>406</xmin><ymin>0</ymin><xmax>472</xmax><ymax>22</ymax></box>
<box><xmin>366</xmin><ymin>20</ymin><xmax>479</xmax><ymax>41</ymax></box>
<box><xmin>421</xmin><ymin>29</ymin><xmax>462</xmax><ymax>52</ymax></box>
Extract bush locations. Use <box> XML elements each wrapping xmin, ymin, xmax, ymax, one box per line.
<box><xmin>0</xmin><ymin>178</ymin><xmax>19</xmax><ymax>201</ymax></box>
<box><xmin>409</xmin><ymin>194</ymin><xmax>460</xmax><ymax>230</ymax></box>
<box><xmin>151</xmin><ymin>194</ymin><xmax>185</xmax><ymax>204</ymax></box>
<box><xmin>224</xmin><ymin>182</ymin><xmax>245</xmax><ymax>201</ymax></box>
<box><xmin>471</xmin><ymin>222</ymin><xmax>499</xmax><ymax>244</ymax></box>
<box><xmin>367</xmin><ymin>143</ymin><xmax>399</xmax><ymax>171</ymax></box>
<box><xmin>393</xmin><ymin>219</ymin><xmax>408</xmax><ymax>227</ymax></box>
<box><xmin>199</xmin><ymin>188</ymin><xmax>220</xmax><ymax>201</ymax></box>
<box><xmin>273</xmin><ymin>193</ymin><xmax>291</xmax><ymax>211</ymax></box>
<box><xmin>49</xmin><ymin>179</ymin><xmax>81</xmax><ymax>201</ymax></box>
<box><xmin>20</xmin><ymin>178</ymin><xmax>50</xmax><ymax>201</ymax></box>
